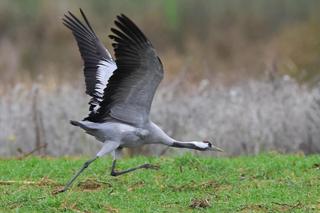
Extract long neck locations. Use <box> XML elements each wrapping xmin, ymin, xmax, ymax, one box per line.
<box><xmin>150</xmin><ymin>122</ymin><xmax>210</xmax><ymax>151</ymax></box>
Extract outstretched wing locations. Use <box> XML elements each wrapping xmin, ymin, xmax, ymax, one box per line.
<box><xmin>63</xmin><ymin>9</ymin><xmax>117</xmax><ymax>114</ymax></box>
<box><xmin>88</xmin><ymin>14</ymin><xmax>164</xmax><ymax>126</ymax></box>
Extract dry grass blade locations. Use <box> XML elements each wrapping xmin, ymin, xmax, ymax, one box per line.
<box><xmin>0</xmin><ymin>176</ymin><xmax>60</xmax><ymax>187</ymax></box>
<box><xmin>272</xmin><ymin>201</ymin><xmax>303</xmax><ymax>211</ymax></box>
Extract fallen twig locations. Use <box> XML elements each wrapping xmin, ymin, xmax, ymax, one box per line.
<box><xmin>16</xmin><ymin>143</ymin><xmax>48</xmax><ymax>160</ymax></box>
<box><xmin>272</xmin><ymin>201</ymin><xmax>302</xmax><ymax>208</ymax></box>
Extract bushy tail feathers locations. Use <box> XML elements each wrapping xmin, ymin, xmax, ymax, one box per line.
<box><xmin>70</xmin><ymin>120</ymin><xmax>99</xmax><ymax>132</ymax></box>
<box><xmin>70</xmin><ymin>120</ymin><xmax>81</xmax><ymax>126</ymax></box>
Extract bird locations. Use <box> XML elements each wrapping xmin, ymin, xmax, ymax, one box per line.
<box><xmin>60</xmin><ymin>9</ymin><xmax>223</xmax><ymax>193</ymax></box>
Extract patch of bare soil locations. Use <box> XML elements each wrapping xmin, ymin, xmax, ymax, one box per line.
<box><xmin>77</xmin><ymin>179</ymin><xmax>111</xmax><ymax>191</ymax></box>
<box><xmin>189</xmin><ymin>198</ymin><xmax>211</xmax><ymax>209</ymax></box>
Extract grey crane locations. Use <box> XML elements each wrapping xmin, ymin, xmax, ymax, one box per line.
<box><xmin>60</xmin><ymin>9</ymin><xmax>223</xmax><ymax>193</ymax></box>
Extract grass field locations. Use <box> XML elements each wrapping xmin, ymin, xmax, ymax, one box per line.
<box><xmin>0</xmin><ymin>153</ymin><xmax>320</xmax><ymax>212</ymax></box>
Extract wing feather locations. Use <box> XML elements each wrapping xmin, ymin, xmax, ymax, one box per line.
<box><xmin>87</xmin><ymin>14</ymin><xmax>163</xmax><ymax>126</ymax></box>
<box><xmin>63</xmin><ymin>9</ymin><xmax>117</xmax><ymax>115</ymax></box>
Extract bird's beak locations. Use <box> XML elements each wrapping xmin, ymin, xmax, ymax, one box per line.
<box><xmin>211</xmin><ymin>144</ymin><xmax>224</xmax><ymax>152</ymax></box>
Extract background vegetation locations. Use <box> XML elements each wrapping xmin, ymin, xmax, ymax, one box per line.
<box><xmin>1</xmin><ymin>0</ymin><xmax>320</xmax><ymax>156</ymax></box>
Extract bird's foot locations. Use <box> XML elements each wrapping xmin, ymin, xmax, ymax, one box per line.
<box><xmin>141</xmin><ymin>163</ymin><xmax>160</xmax><ymax>170</ymax></box>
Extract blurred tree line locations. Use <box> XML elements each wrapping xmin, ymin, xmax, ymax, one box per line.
<box><xmin>0</xmin><ymin>0</ymin><xmax>320</xmax><ymax>87</ymax></box>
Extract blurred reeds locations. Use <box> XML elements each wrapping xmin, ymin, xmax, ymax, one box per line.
<box><xmin>1</xmin><ymin>75</ymin><xmax>320</xmax><ymax>156</ymax></box>
<box><xmin>1</xmin><ymin>1</ymin><xmax>320</xmax><ymax>156</ymax></box>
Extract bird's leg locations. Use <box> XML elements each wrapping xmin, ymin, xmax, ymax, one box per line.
<box><xmin>110</xmin><ymin>159</ymin><xmax>159</xmax><ymax>176</ymax></box>
<box><xmin>57</xmin><ymin>156</ymin><xmax>98</xmax><ymax>193</ymax></box>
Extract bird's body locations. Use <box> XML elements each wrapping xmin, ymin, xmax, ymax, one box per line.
<box><xmin>71</xmin><ymin>118</ymin><xmax>207</xmax><ymax>153</ymax></box>
<box><xmin>58</xmin><ymin>9</ymin><xmax>223</xmax><ymax>193</ymax></box>
<box><xmin>71</xmin><ymin>120</ymin><xmax>168</xmax><ymax>148</ymax></box>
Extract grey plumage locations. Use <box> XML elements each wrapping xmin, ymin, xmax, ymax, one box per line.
<box><xmin>59</xmin><ymin>9</ymin><xmax>223</xmax><ymax>193</ymax></box>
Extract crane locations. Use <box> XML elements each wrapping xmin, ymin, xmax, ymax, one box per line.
<box><xmin>60</xmin><ymin>9</ymin><xmax>223</xmax><ymax>193</ymax></box>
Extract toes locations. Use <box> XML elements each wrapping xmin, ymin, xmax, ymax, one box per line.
<box><xmin>143</xmin><ymin>164</ymin><xmax>160</xmax><ymax>170</ymax></box>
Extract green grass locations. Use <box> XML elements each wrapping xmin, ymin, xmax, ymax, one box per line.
<box><xmin>0</xmin><ymin>153</ymin><xmax>320</xmax><ymax>212</ymax></box>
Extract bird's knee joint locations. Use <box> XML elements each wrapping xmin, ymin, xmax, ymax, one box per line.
<box><xmin>110</xmin><ymin>171</ymin><xmax>118</xmax><ymax>176</ymax></box>
<box><xmin>83</xmin><ymin>162</ymin><xmax>90</xmax><ymax>168</ymax></box>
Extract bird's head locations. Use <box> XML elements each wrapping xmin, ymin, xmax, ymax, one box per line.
<box><xmin>203</xmin><ymin>140</ymin><xmax>224</xmax><ymax>152</ymax></box>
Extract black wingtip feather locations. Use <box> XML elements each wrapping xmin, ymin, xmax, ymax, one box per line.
<box><xmin>117</xmin><ymin>14</ymin><xmax>148</xmax><ymax>42</ymax></box>
<box><xmin>79</xmin><ymin>8</ymin><xmax>94</xmax><ymax>32</ymax></box>
<box><xmin>70</xmin><ymin>120</ymin><xmax>80</xmax><ymax>126</ymax></box>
